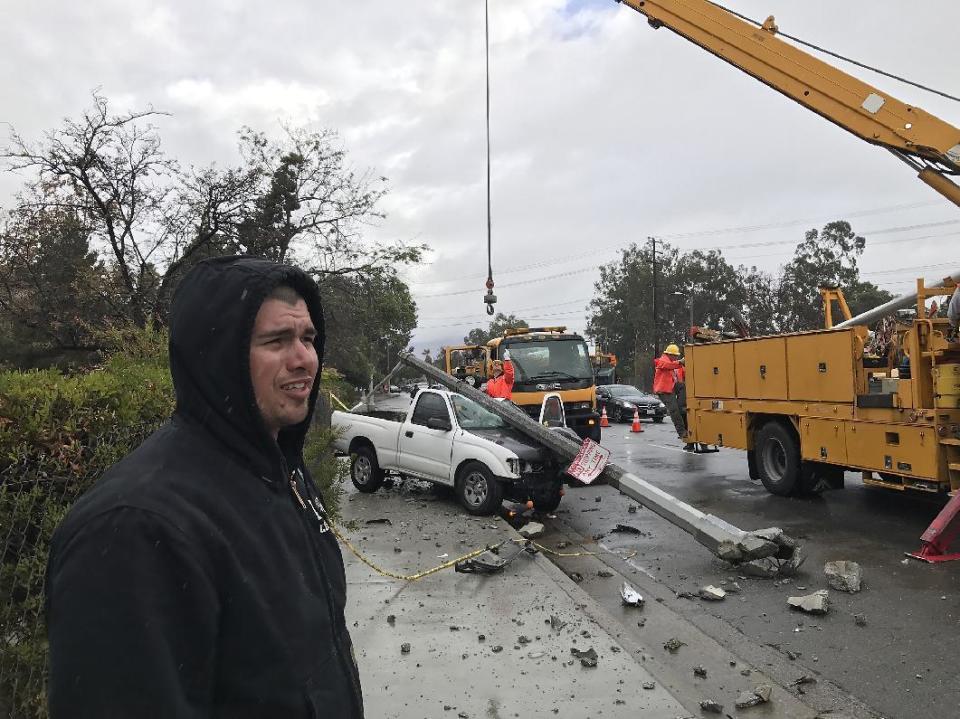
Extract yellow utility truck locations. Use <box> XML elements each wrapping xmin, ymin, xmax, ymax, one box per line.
<box><xmin>685</xmin><ymin>277</ymin><xmax>960</xmax><ymax>496</ymax></box>
<box><xmin>444</xmin><ymin>327</ymin><xmax>602</xmax><ymax>441</ymax></box>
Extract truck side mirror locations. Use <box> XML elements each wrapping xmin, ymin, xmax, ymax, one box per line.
<box><xmin>427</xmin><ymin>417</ymin><xmax>452</xmax><ymax>431</ymax></box>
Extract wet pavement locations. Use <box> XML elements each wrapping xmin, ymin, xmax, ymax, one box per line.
<box><xmin>549</xmin><ymin>420</ymin><xmax>960</xmax><ymax>719</ymax></box>
<box><xmin>339</xmin><ymin>480</ymin><xmax>690</xmax><ymax>718</ymax></box>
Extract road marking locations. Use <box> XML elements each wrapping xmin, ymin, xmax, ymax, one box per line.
<box><xmin>650</xmin><ymin>443</ymin><xmax>689</xmax><ymax>454</ymax></box>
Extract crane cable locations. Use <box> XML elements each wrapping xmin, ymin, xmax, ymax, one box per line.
<box><xmin>483</xmin><ymin>0</ymin><xmax>497</xmax><ymax>315</ymax></box>
<box><xmin>705</xmin><ymin>0</ymin><xmax>960</xmax><ymax>103</ymax></box>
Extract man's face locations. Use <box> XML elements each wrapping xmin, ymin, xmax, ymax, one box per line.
<box><xmin>250</xmin><ymin>297</ymin><xmax>319</xmax><ymax>439</ymax></box>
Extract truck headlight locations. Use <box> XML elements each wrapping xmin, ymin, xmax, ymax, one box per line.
<box><xmin>658</xmin><ymin>401</ymin><xmax>666</xmax><ymax>408</ymax></box>
<box><xmin>622</xmin><ymin>402</ymin><xmax>636</xmax><ymax>409</ymax></box>
<box><xmin>506</xmin><ymin>458</ymin><xmax>521</xmax><ymax>475</ymax></box>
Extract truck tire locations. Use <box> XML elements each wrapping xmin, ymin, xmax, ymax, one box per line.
<box><xmin>455</xmin><ymin>462</ymin><xmax>504</xmax><ymax>515</ymax></box>
<box><xmin>350</xmin><ymin>445</ymin><xmax>385</xmax><ymax>493</ymax></box>
<box><xmin>652</xmin><ymin>416</ymin><xmax>665</xmax><ymax>424</ymax></box>
<box><xmin>533</xmin><ymin>483</ymin><xmax>563</xmax><ymax>512</ymax></box>
<box><xmin>754</xmin><ymin>421</ymin><xmax>801</xmax><ymax>496</ymax></box>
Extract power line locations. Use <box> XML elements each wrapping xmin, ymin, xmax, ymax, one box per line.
<box><xmin>408</xmin><ymin>217</ymin><xmax>959</xmax><ymax>293</ymax></box>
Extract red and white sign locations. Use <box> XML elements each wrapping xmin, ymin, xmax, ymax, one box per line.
<box><xmin>564</xmin><ymin>438</ymin><xmax>610</xmax><ymax>485</ymax></box>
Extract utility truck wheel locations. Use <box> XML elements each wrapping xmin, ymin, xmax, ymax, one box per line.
<box><xmin>350</xmin><ymin>446</ymin><xmax>384</xmax><ymax>493</ymax></box>
<box><xmin>456</xmin><ymin>462</ymin><xmax>503</xmax><ymax>515</ymax></box>
<box><xmin>754</xmin><ymin>422</ymin><xmax>801</xmax><ymax>496</ymax></box>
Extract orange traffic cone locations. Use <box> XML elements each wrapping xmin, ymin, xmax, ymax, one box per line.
<box><xmin>631</xmin><ymin>408</ymin><xmax>643</xmax><ymax>433</ymax></box>
<box><xmin>600</xmin><ymin>406</ymin><xmax>610</xmax><ymax>428</ymax></box>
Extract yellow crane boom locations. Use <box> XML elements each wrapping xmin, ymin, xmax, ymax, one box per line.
<box><xmin>618</xmin><ymin>0</ymin><xmax>960</xmax><ymax>207</ymax></box>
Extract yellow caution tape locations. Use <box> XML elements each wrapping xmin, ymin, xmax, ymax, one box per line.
<box><xmin>329</xmin><ymin>522</ymin><xmax>507</xmax><ymax>581</ymax></box>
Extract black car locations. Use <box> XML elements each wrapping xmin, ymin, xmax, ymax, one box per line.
<box><xmin>596</xmin><ymin>384</ymin><xmax>667</xmax><ymax>423</ymax></box>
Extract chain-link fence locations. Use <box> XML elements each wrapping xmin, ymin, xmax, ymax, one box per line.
<box><xmin>0</xmin><ymin>471</ymin><xmax>88</xmax><ymax>718</ymax></box>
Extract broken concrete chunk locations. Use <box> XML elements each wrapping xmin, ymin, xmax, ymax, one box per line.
<box><xmin>853</xmin><ymin>613</ymin><xmax>867</xmax><ymax>627</ymax></box>
<box><xmin>735</xmin><ymin>683</ymin><xmax>772</xmax><ymax>709</ymax></box>
<box><xmin>400</xmin><ymin>642</ymin><xmax>411</xmax><ymax>654</ymax></box>
<box><xmin>788</xmin><ymin>589</ymin><xmax>830</xmax><ymax>615</ymax></box>
<box><xmin>549</xmin><ymin>615</ymin><xmax>567</xmax><ymax>632</ymax></box>
<box><xmin>824</xmin><ymin>560</ymin><xmax>863</xmax><ymax>593</ymax></box>
<box><xmin>569</xmin><ymin>572</ymin><xmax>584</xmax><ymax>583</ymax></box>
<box><xmin>519</xmin><ymin>522</ymin><xmax>544</xmax><ymax>538</ymax></box>
<box><xmin>387</xmin><ymin>614</ymin><xmax>396</xmax><ymax>625</ymax></box>
<box><xmin>597</xmin><ymin>569</ymin><xmax>614</xmax><ymax>578</ymax></box>
<box><xmin>693</xmin><ymin>665</ymin><xmax>707</xmax><ymax>678</ymax></box>
<box><xmin>699</xmin><ymin>699</ymin><xmax>723</xmax><ymax>714</ymax></box>
<box><xmin>720</xmin><ymin>580</ymin><xmax>742</xmax><ymax>593</ymax></box>
<box><xmin>642</xmin><ymin>681</ymin><xmax>655</xmax><ymax>690</ymax></box>
<box><xmin>716</xmin><ymin>541</ymin><xmax>744</xmax><ymax>563</ymax></box>
<box><xmin>620</xmin><ymin>582</ymin><xmax>644</xmax><ymax>607</ymax></box>
<box><xmin>699</xmin><ymin>585</ymin><xmax>726</xmax><ymax>601</ymax></box>
<box><xmin>663</xmin><ymin>637</ymin><xmax>685</xmax><ymax>653</ymax></box>
<box><xmin>627</xmin><ymin>504</ymin><xmax>638</xmax><ymax>514</ymax></box>
<box><xmin>570</xmin><ymin>647</ymin><xmax>598</xmax><ymax>668</ymax></box>
<box><xmin>611</xmin><ymin>523</ymin><xmax>643</xmax><ymax>535</ymax></box>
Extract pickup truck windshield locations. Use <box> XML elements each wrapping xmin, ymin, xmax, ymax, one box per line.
<box><xmin>450</xmin><ymin>394</ymin><xmax>507</xmax><ymax>429</ymax></box>
<box><xmin>506</xmin><ymin>338</ymin><xmax>593</xmax><ymax>382</ymax></box>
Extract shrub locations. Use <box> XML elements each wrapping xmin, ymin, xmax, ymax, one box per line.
<box><xmin>0</xmin><ymin>325</ymin><xmax>348</xmax><ymax>718</ymax></box>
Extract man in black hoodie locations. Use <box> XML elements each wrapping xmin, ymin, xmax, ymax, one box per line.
<box><xmin>45</xmin><ymin>256</ymin><xmax>363</xmax><ymax>718</ymax></box>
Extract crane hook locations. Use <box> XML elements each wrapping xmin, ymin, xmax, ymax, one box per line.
<box><xmin>484</xmin><ymin>278</ymin><xmax>497</xmax><ymax>316</ymax></box>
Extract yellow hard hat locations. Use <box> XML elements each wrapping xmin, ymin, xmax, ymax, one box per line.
<box><xmin>664</xmin><ymin>344</ymin><xmax>681</xmax><ymax>356</ymax></box>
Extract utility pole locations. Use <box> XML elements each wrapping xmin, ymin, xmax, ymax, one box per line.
<box><xmin>649</xmin><ymin>236</ymin><xmax>659</xmax><ymax>357</ymax></box>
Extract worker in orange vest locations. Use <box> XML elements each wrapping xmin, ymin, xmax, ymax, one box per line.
<box><xmin>485</xmin><ymin>349</ymin><xmax>515</xmax><ymax>400</ymax></box>
<box><xmin>653</xmin><ymin>344</ymin><xmax>692</xmax><ymax>451</ymax></box>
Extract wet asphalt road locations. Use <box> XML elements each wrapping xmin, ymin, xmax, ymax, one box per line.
<box><xmin>548</xmin><ymin>419</ymin><xmax>960</xmax><ymax>719</ymax></box>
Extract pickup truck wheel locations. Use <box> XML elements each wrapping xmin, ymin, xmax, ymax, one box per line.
<box><xmin>455</xmin><ymin>462</ymin><xmax>504</xmax><ymax>515</ymax></box>
<box><xmin>533</xmin><ymin>485</ymin><xmax>563</xmax><ymax>512</ymax></box>
<box><xmin>351</xmin><ymin>446</ymin><xmax>384</xmax><ymax>493</ymax></box>
<box><xmin>755</xmin><ymin>421</ymin><xmax>800</xmax><ymax>496</ymax></box>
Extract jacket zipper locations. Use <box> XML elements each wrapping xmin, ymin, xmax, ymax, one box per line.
<box><xmin>288</xmin><ymin>470</ymin><xmax>363</xmax><ymax>716</ymax></box>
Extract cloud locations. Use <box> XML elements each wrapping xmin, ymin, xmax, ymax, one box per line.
<box><xmin>2</xmin><ymin>0</ymin><xmax>958</xmax><ymax>353</ymax></box>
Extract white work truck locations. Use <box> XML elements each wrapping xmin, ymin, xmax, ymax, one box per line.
<box><xmin>332</xmin><ymin>389</ymin><xmax>565</xmax><ymax>515</ymax></box>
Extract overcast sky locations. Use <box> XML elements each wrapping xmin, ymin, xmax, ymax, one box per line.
<box><xmin>3</xmin><ymin>0</ymin><xmax>959</xmax><ymax>352</ymax></box>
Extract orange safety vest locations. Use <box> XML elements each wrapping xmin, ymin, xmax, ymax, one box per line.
<box><xmin>485</xmin><ymin>360</ymin><xmax>515</xmax><ymax>400</ymax></box>
<box><xmin>652</xmin><ymin>354</ymin><xmax>683</xmax><ymax>394</ymax></box>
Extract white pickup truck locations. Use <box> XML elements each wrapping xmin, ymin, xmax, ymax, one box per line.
<box><xmin>332</xmin><ymin>389</ymin><xmax>565</xmax><ymax>515</ymax></box>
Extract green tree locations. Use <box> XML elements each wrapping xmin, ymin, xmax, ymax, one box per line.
<box><xmin>777</xmin><ymin>221</ymin><xmax>868</xmax><ymax>332</ymax></box>
<box><xmin>1</xmin><ymin>93</ymin><xmax>424</xmax><ymax>367</ymax></box>
<box><xmin>321</xmin><ymin>268</ymin><xmax>417</xmax><ymax>387</ymax></box>
<box><xmin>462</xmin><ymin>312</ymin><xmax>528</xmax><ymax>345</ymax></box>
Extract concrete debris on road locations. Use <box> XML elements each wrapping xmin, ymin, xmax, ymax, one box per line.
<box><xmin>699</xmin><ymin>585</ymin><xmax>726</xmax><ymax>601</ymax></box>
<box><xmin>610</xmin><ymin>523</ymin><xmax>643</xmax><ymax>535</ymax></box>
<box><xmin>735</xmin><ymin>684</ymin><xmax>772</xmax><ymax>709</ymax></box>
<box><xmin>699</xmin><ymin>699</ymin><xmax>724</xmax><ymax>713</ymax></box>
<box><xmin>663</xmin><ymin>637</ymin><xmax>686</xmax><ymax>653</ymax></box>
<box><xmin>641</xmin><ymin>681</ymin><xmax>656</xmax><ymax>690</ymax></box>
<box><xmin>693</xmin><ymin>665</ymin><xmax>707</xmax><ymax>678</ymax></box>
<box><xmin>597</xmin><ymin>569</ymin><xmax>614</xmax><ymax>578</ymax></box>
<box><xmin>570</xmin><ymin>646</ymin><xmax>598</xmax><ymax>667</ymax></box>
<box><xmin>737</xmin><ymin>546</ymin><xmax>805</xmax><ymax>578</ymax></box>
<box><xmin>824</xmin><ymin>560</ymin><xmax>863</xmax><ymax>592</ymax></box>
<box><xmin>719</xmin><ymin>580</ymin><xmax>742</xmax><ymax>593</ymax></box>
<box><xmin>518</xmin><ymin>521</ymin><xmax>544</xmax><ymax>538</ymax></box>
<box><xmin>621</xmin><ymin>581</ymin><xmax>645</xmax><ymax>607</ymax></box>
<box><xmin>400</xmin><ymin>642</ymin><xmax>411</xmax><ymax>654</ymax></box>
<box><xmin>788</xmin><ymin>589</ymin><xmax>830</xmax><ymax>615</ymax></box>
<box><xmin>627</xmin><ymin>504</ymin><xmax>638</xmax><ymax>513</ymax></box>
<box><xmin>569</xmin><ymin>572</ymin><xmax>584</xmax><ymax>583</ymax></box>
<box><xmin>853</xmin><ymin>613</ymin><xmax>867</xmax><ymax>627</ymax></box>
<box><xmin>548</xmin><ymin>615</ymin><xmax>567</xmax><ymax>632</ymax></box>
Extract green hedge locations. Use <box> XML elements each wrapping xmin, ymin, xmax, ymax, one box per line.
<box><xmin>0</xmin><ymin>328</ymin><xmax>348</xmax><ymax>718</ymax></box>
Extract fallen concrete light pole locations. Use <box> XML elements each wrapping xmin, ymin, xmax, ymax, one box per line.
<box><xmin>398</xmin><ymin>352</ymin><xmax>800</xmax><ymax>566</ymax></box>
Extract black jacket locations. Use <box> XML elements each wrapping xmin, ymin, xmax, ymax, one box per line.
<box><xmin>46</xmin><ymin>256</ymin><xmax>363</xmax><ymax>718</ymax></box>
